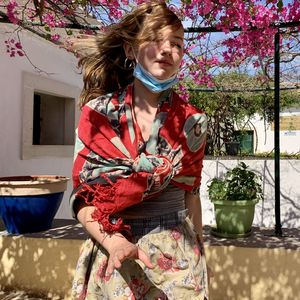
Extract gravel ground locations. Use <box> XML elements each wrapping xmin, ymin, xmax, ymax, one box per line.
<box><xmin>0</xmin><ymin>291</ymin><xmax>55</xmax><ymax>300</ymax></box>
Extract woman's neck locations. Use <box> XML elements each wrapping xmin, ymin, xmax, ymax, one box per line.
<box><xmin>133</xmin><ymin>79</ymin><xmax>162</xmax><ymax>109</ymax></box>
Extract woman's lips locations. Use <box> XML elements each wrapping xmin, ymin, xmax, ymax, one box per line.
<box><xmin>157</xmin><ymin>60</ymin><xmax>172</xmax><ymax>66</ymax></box>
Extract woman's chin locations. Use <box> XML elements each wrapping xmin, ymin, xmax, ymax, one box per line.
<box><xmin>152</xmin><ymin>72</ymin><xmax>172</xmax><ymax>81</ymax></box>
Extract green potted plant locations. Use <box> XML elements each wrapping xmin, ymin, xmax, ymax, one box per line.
<box><xmin>207</xmin><ymin>162</ymin><xmax>263</xmax><ymax>238</ymax></box>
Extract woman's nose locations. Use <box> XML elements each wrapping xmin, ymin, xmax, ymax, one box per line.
<box><xmin>160</xmin><ymin>40</ymin><xmax>172</xmax><ymax>55</ymax></box>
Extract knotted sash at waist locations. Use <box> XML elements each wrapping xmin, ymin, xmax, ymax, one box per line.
<box><xmin>73</xmin><ymin>154</ymin><xmax>174</xmax><ymax>233</ymax></box>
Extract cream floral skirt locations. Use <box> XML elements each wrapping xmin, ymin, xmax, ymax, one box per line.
<box><xmin>71</xmin><ymin>216</ymin><xmax>209</xmax><ymax>300</ymax></box>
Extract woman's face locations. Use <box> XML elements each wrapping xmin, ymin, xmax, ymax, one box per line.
<box><xmin>136</xmin><ymin>25</ymin><xmax>184</xmax><ymax>80</ymax></box>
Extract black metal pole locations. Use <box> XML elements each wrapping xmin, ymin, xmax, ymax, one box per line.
<box><xmin>274</xmin><ymin>29</ymin><xmax>283</xmax><ymax>236</ymax></box>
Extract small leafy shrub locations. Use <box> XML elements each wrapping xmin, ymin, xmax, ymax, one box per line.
<box><xmin>208</xmin><ymin>162</ymin><xmax>263</xmax><ymax>202</ymax></box>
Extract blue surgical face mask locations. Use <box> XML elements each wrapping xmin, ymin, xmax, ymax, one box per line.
<box><xmin>133</xmin><ymin>63</ymin><xmax>179</xmax><ymax>93</ymax></box>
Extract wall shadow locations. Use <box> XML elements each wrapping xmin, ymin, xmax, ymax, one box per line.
<box><xmin>0</xmin><ymin>219</ymin><xmax>87</xmax><ymax>299</ymax></box>
<box><xmin>204</xmin><ymin>226</ymin><xmax>300</xmax><ymax>300</ymax></box>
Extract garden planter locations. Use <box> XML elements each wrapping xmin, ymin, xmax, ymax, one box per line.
<box><xmin>0</xmin><ymin>176</ymin><xmax>69</xmax><ymax>234</ymax></box>
<box><xmin>211</xmin><ymin>198</ymin><xmax>259</xmax><ymax>238</ymax></box>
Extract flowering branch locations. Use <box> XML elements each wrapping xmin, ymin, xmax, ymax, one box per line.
<box><xmin>1</xmin><ymin>0</ymin><xmax>299</xmax><ymax>88</ymax></box>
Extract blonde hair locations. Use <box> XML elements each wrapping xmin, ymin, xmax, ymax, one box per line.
<box><xmin>74</xmin><ymin>1</ymin><xmax>183</xmax><ymax>107</ymax></box>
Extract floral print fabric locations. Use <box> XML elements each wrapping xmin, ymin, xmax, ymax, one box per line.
<box><xmin>71</xmin><ymin>217</ymin><xmax>208</xmax><ymax>300</ymax></box>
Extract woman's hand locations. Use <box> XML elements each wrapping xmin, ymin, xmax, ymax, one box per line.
<box><xmin>105</xmin><ymin>237</ymin><xmax>153</xmax><ymax>276</ymax></box>
<box><xmin>76</xmin><ymin>204</ymin><xmax>153</xmax><ymax>276</ymax></box>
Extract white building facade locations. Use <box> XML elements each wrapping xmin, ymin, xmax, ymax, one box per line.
<box><xmin>0</xmin><ymin>24</ymin><xmax>82</xmax><ymax>219</ymax></box>
<box><xmin>253</xmin><ymin>109</ymin><xmax>300</xmax><ymax>154</ymax></box>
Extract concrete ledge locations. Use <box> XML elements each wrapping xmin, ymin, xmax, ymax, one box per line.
<box><xmin>205</xmin><ymin>226</ymin><xmax>300</xmax><ymax>299</ymax></box>
<box><xmin>0</xmin><ymin>220</ymin><xmax>299</xmax><ymax>300</ymax></box>
<box><xmin>0</xmin><ymin>220</ymin><xmax>86</xmax><ymax>299</ymax></box>
<box><xmin>207</xmin><ymin>244</ymin><xmax>300</xmax><ymax>299</ymax></box>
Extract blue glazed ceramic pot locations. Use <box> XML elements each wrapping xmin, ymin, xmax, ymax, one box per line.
<box><xmin>0</xmin><ymin>176</ymin><xmax>69</xmax><ymax>234</ymax></box>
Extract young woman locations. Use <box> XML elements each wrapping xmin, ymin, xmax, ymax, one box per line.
<box><xmin>70</xmin><ymin>2</ymin><xmax>209</xmax><ymax>299</ymax></box>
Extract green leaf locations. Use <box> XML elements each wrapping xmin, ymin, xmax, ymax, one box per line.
<box><xmin>44</xmin><ymin>25</ymin><xmax>51</xmax><ymax>32</ymax></box>
<box><xmin>277</xmin><ymin>0</ymin><xmax>283</xmax><ymax>12</ymax></box>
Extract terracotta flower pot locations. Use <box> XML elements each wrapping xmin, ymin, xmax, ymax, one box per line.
<box><xmin>0</xmin><ymin>176</ymin><xmax>69</xmax><ymax>234</ymax></box>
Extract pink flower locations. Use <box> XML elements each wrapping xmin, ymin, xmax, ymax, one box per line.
<box><xmin>170</xmin><ymin>229</ymin><xmax>182</xmax><ymax>240</ymax></box>
<box><xmin>5</xmin><ymin>38</ymin><xmax>25</xmax><ymax>58</ymax></box>
<box><xmin>96</xmin><ymin>259</ymin><xmax>111</xmax><ymax>282</ymax></box>
<box><xmin>15</xmin><ymin>42</ymin><xmax>22</xmax><ymax>49</ymax></box>
<box><xmin>193</xmin><ymin>244</ymin><xmax>201</xmax><ymax>256</ymax></box>
<box><xmin>157</xmin><ymin>253</ymin><xmax>179</xmax><ymax>272</ymax></box>
<box><xmin>50</xmin><ymin>34</ymin><xmax>61</xmax><ymax>42</ymax></box>
<box><xmin>7</xmin><ymin>0</ymin><xmax>19</xmax><ymax>24</ymax></box>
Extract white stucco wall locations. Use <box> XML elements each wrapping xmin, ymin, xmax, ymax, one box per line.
<box><xmin>0</xmin><ymin>24</ymin><xmax>81</xmax><ymax>219</ymax></box>
<box><xmin>200</xmin><ymin>159</ymin><xmax>300</xmax><ymax>229</ymax></box>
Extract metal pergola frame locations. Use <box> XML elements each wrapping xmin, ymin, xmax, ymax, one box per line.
<box><xmin>185</xmin><ymin>21</ymin><xmax>300</xmax><ymax>237</ymax></box>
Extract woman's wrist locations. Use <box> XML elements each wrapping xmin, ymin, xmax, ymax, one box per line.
<box><xmin>101</xmin><ymin>232</ymin><xmax>127</xmax><ymax>252</ymax></box>
<box><xmin>76</xmin><ymin>205</ymin><xmax>128</xmax><ymax>252</ymax></box>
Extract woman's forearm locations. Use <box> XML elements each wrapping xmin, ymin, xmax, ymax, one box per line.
<box><xmin>76</xmin><ymin>203</ymin><xmax>127</xmax><ymax>252</ymax></box>
<box><xmin>184</xmin><ymin>192</ymin><xmax>204</xmax><ymax>243</ymax></box>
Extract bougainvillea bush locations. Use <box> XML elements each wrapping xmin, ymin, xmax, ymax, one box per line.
<box><xmin>1</xmin><ymin>0</ymin><xmax>300</xmax><ymax>92</ymax></box>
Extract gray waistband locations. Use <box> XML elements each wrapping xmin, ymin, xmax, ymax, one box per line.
<box><xmin>118</xmin><ymin>184</ymin><xmax>186</xmax><ymax>219</ymax></box>
<box><xmin>119</xmin><ymin>209</ymin><xmax>187</xmax><ymax>237</ymax></box>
